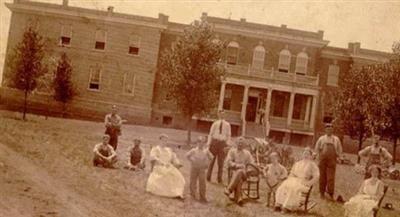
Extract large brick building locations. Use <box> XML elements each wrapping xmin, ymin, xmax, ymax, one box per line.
<box><xmin>0</xmin><ymin>0</ymin><xmax>391</xmax><ymax>145</ymax></box>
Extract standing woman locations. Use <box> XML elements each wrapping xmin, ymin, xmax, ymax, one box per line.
<box><xmin>344</xmin><ymin>165</ymin><xmax>385</xmax><ymax>217</ymax></box>
<box><xmin>146</xmin><ymin>134</ymin><xmax>185</xmax><ymax>199</ymax></box>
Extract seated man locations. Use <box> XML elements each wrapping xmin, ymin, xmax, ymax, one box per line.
<box><xmin>93</xmin><ymin>134</ymin><xmax>118</xmax><ymax>168</ymax></box>
<box><xmin>224</xmin><ymin>137</ymin><xmax>255</xmax><ymax>205</ymax></box>
<box><xmin>126</xmin><ymin>137</ymin><xmax>146</xmax><ymax>171</ymax></box>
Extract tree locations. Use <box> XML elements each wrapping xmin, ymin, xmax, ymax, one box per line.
<box><xmin>53</xmin><ymin>52</ymin><xmax>76</xmax><ymax>117</ymax></box>
<box><xmin>158</xmin><ymin>19</ymin><xmax>226</xmax><ymax>144</ymax></box>
<box><xmin>381</xmin><ymin>41</ymin><xmax>400</xmax><ymax>165</ymax></box>
<box><xmin>334</xmin><ymin>64</ymin><xmax>390</xmax><ymax>163</ymax></box>
<box><xmin>6</xmin><ymin>26</ymin><xmax>47</xmax><ymax>120</ymax></box>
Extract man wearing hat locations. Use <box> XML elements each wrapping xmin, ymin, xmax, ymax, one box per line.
<box><xmin>314</xmin><ymin>123</ymin><xmax>343</xmax><ymax>200</ymax></box>
<box><xmin>126</xmin><ymin>137</ymin><xmax>146</xmax><ymax>171</ymax></box>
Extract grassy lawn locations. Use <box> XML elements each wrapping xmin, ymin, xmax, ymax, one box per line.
<box><xmin>0</xmin><ymin>110</ymin><xmax>399</xmax><ymax>217</ymax></box>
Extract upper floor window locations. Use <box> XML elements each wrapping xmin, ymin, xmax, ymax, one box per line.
<box><xmin>278</xmin><ymin>46</ymin><xmax>291</xmax><ymax>73</ymax></box>
<box><xmin>226</xmin><ymin>41</ymin><xmax>239</xmax><ymax>65</ymax></box>
<box><xmin>60</xmin><ymin>25</ymin><xmax>72</xmax><ymax>46</ymax></box>
<box><xmin>88</xmin><ymin>66</ymin><xmax>101</xmax><ymax>90</ymax></box>
<box><xmin>295</xmin><ymin>50</ymin><xmax>308</xmax><ymax>75</ymax></box>
<box><xmin>252</xmin><ymin>43</ymin><xmax>265</xmax><ymax>70</ymax></box>
<box><xmin>327</xmin><ymin>62</ymin><xmax>340</xmax><ymax>87</ymax></box>
<box><xmin>95</xmin><ymin>29</ymin><xmax>107</xmax><ymax>50</ymax></box>
<box><xmin>128</xmin><ymin>34</ymin><xmax>140</xmax><ymax>55</ymax></box>
<box><xmin>123</xmin><ymin>72</ymin><xmax>136</xmax><ymax>95</ymax></box>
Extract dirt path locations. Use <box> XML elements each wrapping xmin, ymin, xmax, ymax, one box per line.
<box><xmin>0</xmin><ymin>142</ymin><xmax>117</xmax><ymax>217</ymax></box>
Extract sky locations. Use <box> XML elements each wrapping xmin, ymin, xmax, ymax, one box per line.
<box><xmin>1</xmin><ymin>0</ymin><xmax>400</xmax><ymax>84</ymax></box>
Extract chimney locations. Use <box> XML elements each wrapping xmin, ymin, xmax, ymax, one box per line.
<box><xmin>107</xmin><ymin>6</ymin><xmax>114</xmax><ymax>15</ymax></box>
<box><xmin>348</xmin><ymin>42</ymin><xmax>361</xmax><ymax>55</ymax></box>
<box><xmin>317</xmin><ymin>30</ymin><xmax>324</xmax><ymax>38</ymax></box>
<box><xmin>240</xmin><ymin>18</ymin><xmax>246</xmax><ymax>23</ymax></box>
<box><xmin>62</xmin><ymin>0</ymin><xmax>68</xmax><ymax>7</ymax></box>
<box><xmin>158</xmin><ymin>13</ymin><xmax>169</xmax><ymax>25</ymax></box>
<box><xmin>281</xmin><ymin>24</ymin><xmax>287</xmax><ymax>29</ymax></box>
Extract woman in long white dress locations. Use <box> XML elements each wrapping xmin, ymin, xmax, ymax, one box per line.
<box><xmin>344</xmin><ymin>165</ymin><xmax>384</xmax><ymax>217</ymax></box>
<box><xmin>146</xmin><ymin>134</ymin><xmax>186</xmax><ymax>199</ymax></box>
<box><xmin>275</xmin><ymin>147</ymin><xmax>319</xmax><ymax>212</ymax></box>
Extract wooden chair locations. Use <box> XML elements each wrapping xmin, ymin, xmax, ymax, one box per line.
<box><xmin>299</xmin><ymin>185</ymin><xmax>316</xmax><ymax>212</ymax></box>
<box><xmin>373</xmin><ymin>185</ymin><xmax>389</xmax><ymax>217</ymax></box>
<box><xmin>227</xmin><ymin>163</ymin><xmax>261</xmax><ymax>200</ymax></box>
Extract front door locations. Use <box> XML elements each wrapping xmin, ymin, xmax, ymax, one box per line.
<box><xmin>246</xmin><ymin>96</ymin><xmax>258</xmax><ymax>122</ymax></box>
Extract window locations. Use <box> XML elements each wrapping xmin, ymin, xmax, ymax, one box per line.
<box><xmin>327</xmin><ymin>64</ymin><xmax>340</xmax><ymax>86</ymax></box>
<box><xmin>123</xmin><ymin>73</ymin><xmax>136</xmax><ymax>95</ymax></box>
<box><xmin>252</xmin><ymin>44</ymin><xmax>265</xmax><ymax>70</ymax></box>
<box><xmin>88</xmin><ymin>67</ymin><xmax>101</xmax><ymax>90</ymax></box>
<box><xmin>95</xmin><ymin>29</ymin><xmax>106</xmax><ymax>50</ymax></box>
<box><xmin>223</xmin><ymin>89</ymin><xmax>232</xmax><ymax>110</ymax></box>
<box><xmin>278</xmin><ymin>47</ymin><xmax>291</xmax><ymax>73</ymax></box>
<box><xmin>128</xmin><ymin>34</ymin><xmax>140</xmax><ymax>55</ymax></box>
<box><xmin>60</xmin><ymin>25</ymin><xmax>72</xmax><ymax>46</ymax></box>
<box><xmin>295</xmin><ymin>51</ymin><xmax>308</xmax><ymax>75</ymax></box>
<box><xmin>226</xmin><ymin>41</ymin><xmax>239</xmax><ymax>65</ymax></box>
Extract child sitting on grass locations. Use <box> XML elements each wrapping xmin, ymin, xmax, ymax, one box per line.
<box><xmin>263</xmin><ymin>152</ymin><xmax>288</xmax><ymax>207</ymax></box>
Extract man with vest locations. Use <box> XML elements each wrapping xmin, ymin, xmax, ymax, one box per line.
<box><xmin>207</xmin><ymin>110</ymin><xmax>231</xmax><ymax>184</ymax></box>
<box><xmin>105</xmin><ymin>105</ymin><xmax>123</xmax><ymax>150</ymax></box>
<box><xmin>93</xmin><ymin>134</ymin><xmax>118</xmax><ymax>168</ymax></box>
<box><xmin>314</xmin><ymin>123</ymin><xmax>343</xmax><ymax>200</ymax></box>
<box><xmin>359</xmin><ymin>134</ymin><xmax>392</xmax><ymax>179</ymax></box>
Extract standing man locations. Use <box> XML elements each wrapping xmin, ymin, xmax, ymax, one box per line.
<box><xmin>207</xmin><ymin>110</ymin><xmax>231</xmax><ymax>184</ymax></box>
<box><xmin>105</xmin><ymin>105</ymin><xmax>122</xmax><ymax>150</ymax></box>
<box><xmin>314</xmin><ymin>123</ymin><xmax>343</xmax><ymax>200</ymax></box>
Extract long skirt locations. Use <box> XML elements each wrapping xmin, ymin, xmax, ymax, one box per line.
<box><xmin>344</xmin><ymin>194</ymin><xmax>377</xmax><ymax>217</ymax></box>
<box><xmin>275</xmin><ymin>177</ymin><xmax>309</xmax><ymax>210</ymax></box>
<box><xmin>146</xmin><ymin>164</ymin><xmax>185</xmax><ymax>197</ymax></box>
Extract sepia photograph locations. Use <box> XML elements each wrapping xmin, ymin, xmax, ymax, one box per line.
<box><xmin>0</xmin><ymin>0</ymin><xmax>399</xmax><ymax>216</ymax></box>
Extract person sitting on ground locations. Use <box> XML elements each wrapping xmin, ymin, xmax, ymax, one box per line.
<box><xmin>264</xmin><ymin>152</ymin><xmax>288</xmax><ymax>207</ymax></box>
<box><xmin>146</xmin><ymin>134</ymin><xmax>185</xmax><ymax>200</ymax></box>
<box><xmin>224</xmin><ymin>137</ymin><xmax>255</xmax><ymax>205</ymax></box>
<box><xmin>93</xmin><ymin>134</ymin><xmax>118</xmax><ymax>168</ymax></box>
<box><xmin>344</xmin><ymin>165</ymin><xmax>385</xmax><ymax>217</ymax></box>
<box><xmin>274</xmin><ymin>147</ymin><xmax>319</xmax><ymax>213</ymax></box>
<box><xmin>125</xmin><ymin>137</ymin><xmax>146</xmax><ymax>171</ymax></box>
<box><xmin>186</xmin><ymin>136</ymin><xmax>213</xmax><ymax>203</ymax></box>
<box><xmin>358</xmin><ymin>134</ymin><xmax>392</xmax><ymax>179</ymax></box>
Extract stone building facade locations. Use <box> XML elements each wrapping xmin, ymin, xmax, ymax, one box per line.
<box><xmin>1</xmin><ymin>0</ymin><xmax>391</xmax><ymax>145</ymax></box>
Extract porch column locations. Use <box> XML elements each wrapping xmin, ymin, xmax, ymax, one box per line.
<box><xmin>287</xmin><ymin>92</ymin><xmax>295</xmax><ymax>127</ymax></box>
<box><xmin>218</xmin><ymin>81</ymin><xmax>226</xmax><ymax>111</ymax></box>
<box><xmin>265</xmin><ymin>89</ymin><xmax>273</xmax><ymax>121</ymax></box>
<box><xmin>241</xmin><ymin>84</ymin><xmax>250</xmax><ymax>136</ymax></box>
<box><xmin>310</xmin><ymin>95</ymin><xmax>318</xmax><ymax>129</ymax></box>
<box><xmin>304</xmin><ymin>96</ymin><xmax>311</xmax><ymax>126</ymax></box>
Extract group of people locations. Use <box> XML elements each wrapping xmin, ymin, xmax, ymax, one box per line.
<box><xmin>91</xmin><ymin>107</ymin><xmax>393</xmax><ymax>217</ymax></box>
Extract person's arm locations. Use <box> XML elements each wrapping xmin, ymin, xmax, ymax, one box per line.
<box><xmin>115</xmin><ymin>115</ymin><xmax>123</xmax><ymax>127</ymax></box>
<box><xmin>104</xmin><ymin>115</ymin><xmax>111</xmax><ymax>127</ymax></box>
<box><xmin>374</xmin><ymin>181</ymin><xmax>385</xmax><ymax>200</ymax></box>
<box><xmin>307</xmin><ymin>163</ymin><xmax>320</xmax><ymax>186</ymax></box>
<box><xmin>93</xmin><ymin>144</ymin><xmax>106</xmax><ymax>159</ymax></box>
<box><xmin>140</xmin><ymin>147</ymin><xmax>146</xmax><ymax>165</ymax></box>
<box><xmin>226</xmin><ymin>122</ymin><xmax>231</xmax><ymax>143</ymax></box>
<box><xmin>314</xmin><ymin>137</ymin><xmax>322</xmax><ymax>158</ymax></box>
<box><xmin>207</xmin><ymin>122</ymin><xmax>216</xmax><ymax>145</ymax></box>
<box><xmin>336</xmin><ymin>136</ymin><xmax>343</xmax><ymax>157</ymax></box>
<box><xmin>357</xmin><ymin>181</ymin><xmax>366</xmax><ymax>195</ymax></box>
<box><xmin>280</xmin><ymin>165</ymin><xmax>288</xmax><ymax>180</ymax></box>
<box><xmin>358</xmin><ymin>146</ymin><xmax>370</xmax><ymax>158</ymax></box>
<box><xmin>185</xmin><ymin>149</ymin><xmax>194</xmax><ymax>161</ymax></box>
<box><xmin>225</xmin><ymin>149</ymin><xmax>235</xmax><ymax>168</ymax></box>
<box><xmin>108</xmin><ymin>146</ymin><xmax>117</xmax><ymax>159</ymax></box>
<box><xmin>171</xmin><ymin>151</ymin><xmax>182</xmax><ymax>168</ymax></box>
<box><xmin>382</xmin><ymin>148</ymin><xmax>393</xmax><ymax>161</ymax></box>
<box><xmin>207</xmin><ymin>150</ymin><xmax>213</xmax><ymax>160</ymax></box>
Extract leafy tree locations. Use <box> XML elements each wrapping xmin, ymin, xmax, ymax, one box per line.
<box><xmin>6</xmin><ymin>26</ymin><xmax>47</xmax><ymax>120</ymax></box>
<box><xmin>334</xmin><ymin>64</ymin><xmax>390</xmax><ymax>163</ymax></box>
<box><xmin>53</xmin><ymin>52</ymin><xmax>76</xmax><ymax>117</ymax></box>
<box><xmin>158</xmin><ymin>19</ymin><xmax>226</xmax><ymax>144</ymax></box>
<box><xmin>381</xmin><ymin>41</ymin><xmax>400</xmax><ymax>164</ymax></box>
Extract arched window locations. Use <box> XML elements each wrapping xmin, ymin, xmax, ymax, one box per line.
<box><xmin>278</xmin><ymin>46</ymin><xmax>291</xmax><ymax>73</ymax></box>
<box><xmin>226</xmin><ymin>41</ymin><xmax>239</xmax><ymax>65</ymax></box>
<box><xmin>252</xmin><ymin>43</ymin><xmax>265</xmax><ymax>70</ymax></box>
<box><xmin>295</xmin><ymin>50</ymin><xmax>308</xmax><ymax>75</ymax></box>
